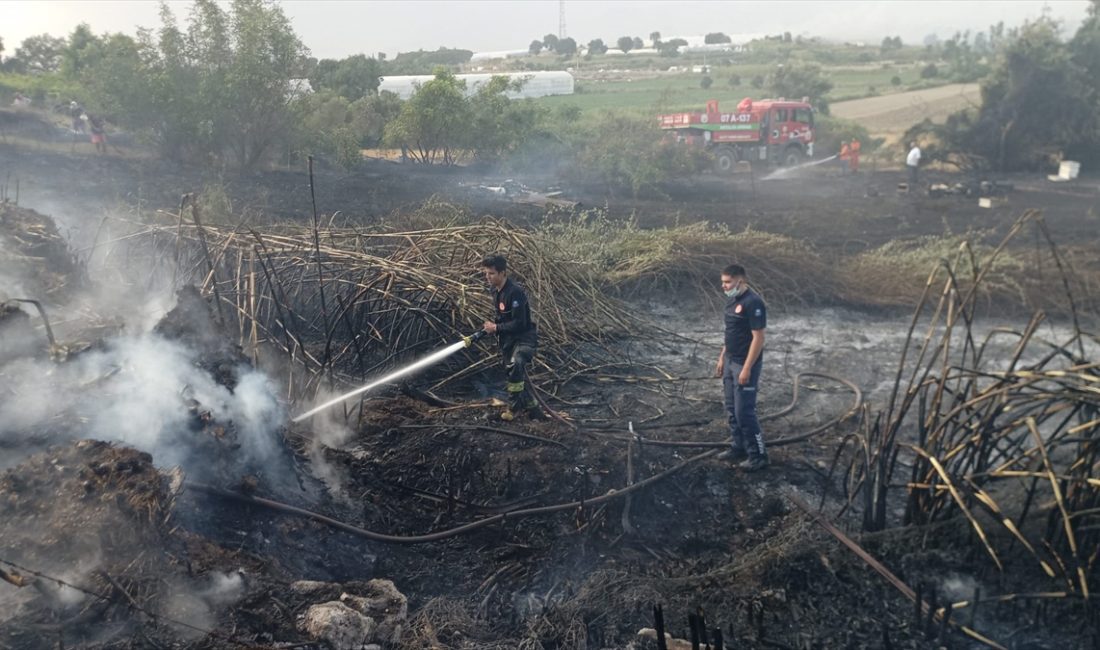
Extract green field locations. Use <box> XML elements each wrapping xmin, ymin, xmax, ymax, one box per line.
<box><xmin>534</xmin><ymin>62</ymin><xmax>943</xmax><ymax>115</ymax></box>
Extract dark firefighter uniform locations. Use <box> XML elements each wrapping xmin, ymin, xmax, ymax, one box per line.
<box><xmin>723</xmin><ymin>287</ymin><xmax>768</xmax><ymax>464</ymax></box>
<box><xmin>491</xmin><ymin>277</ymin><xmax>540</xmax><ymax>417</ymax></box>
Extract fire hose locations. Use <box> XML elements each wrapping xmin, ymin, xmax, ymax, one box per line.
<box><xmin>193</xmin><ymin>369</ymin><xmax>862</xmax><ymax>545</ymax></box>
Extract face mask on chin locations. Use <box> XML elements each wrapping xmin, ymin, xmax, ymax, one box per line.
<box><xmin>724</xmin><ymin>281</ymin><xmax>744</xmax><ymax>298</ymax></box>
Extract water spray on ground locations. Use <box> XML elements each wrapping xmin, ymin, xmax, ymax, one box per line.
<box><xmin>761</xmin><ymin>154</ymin><xmax>838</xmax><ymax>180</ymax></box>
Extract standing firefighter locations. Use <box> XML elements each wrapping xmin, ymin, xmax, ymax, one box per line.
<box><xmin>849</xmin><ymin>138</ymin><xmax>861</xmax><ymax>173</ymax></box>
<box><xmin>480</xmin><ymin>254</ymin><xmax>543</xmax><ymax>421</ymax></box>
<box><xmin>715</xmin><ymin>264</ymin><xmax>769</xmax><ymax>471</ymax></box>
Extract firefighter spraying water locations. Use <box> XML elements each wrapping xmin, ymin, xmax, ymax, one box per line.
<box><xmin>291</xmin><ymin>331</ymin><xmax>485</xmax><ymax>422</ymax></box>
<box><xmin>292</xmin><ymin>254</ymin><xmax>547</xmax><ymax>424</ymax></box>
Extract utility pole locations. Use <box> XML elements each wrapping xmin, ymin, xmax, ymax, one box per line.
<box><xmin>559</xmin><ymin>0</ymin><xmax>566</xmax><ymax>39</ymax></box>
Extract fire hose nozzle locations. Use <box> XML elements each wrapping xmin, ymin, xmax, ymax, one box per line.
<box><xmin>463</xmin><ymin>329</ymin><xmax>487</xmax><ymax>348</ymax></box>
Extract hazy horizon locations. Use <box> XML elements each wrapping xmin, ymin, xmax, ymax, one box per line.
<box><xmin>2</xmin><ymin>0</ymin><xmax>1092</xmax><ymax>61</ymax></box>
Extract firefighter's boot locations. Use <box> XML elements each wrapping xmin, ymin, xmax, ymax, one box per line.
<box><xmin>527</xmin><ymin>400</ymin><xmax>546</xmax><ymax>420</ymax></box>
<box><xmin>504</xmin><ymin>380</ymin><xmax>526</xmax><ymax>421</ymax></box>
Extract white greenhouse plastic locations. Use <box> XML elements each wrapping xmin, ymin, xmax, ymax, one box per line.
<box><xmin>378</xmin><ymin>71</ymin><xmax>575</xmax><ymax>100</ymax></box>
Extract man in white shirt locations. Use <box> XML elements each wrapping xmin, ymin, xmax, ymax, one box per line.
<box><xmin>906</xmin><ymin>141</ymin><xmax>921</xmax><ymax>187</ymax></box>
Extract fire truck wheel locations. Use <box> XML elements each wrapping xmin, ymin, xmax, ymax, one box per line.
<box><xmin>782</xmin><ymin>146</ymin><xmax>803</xmax><ymax>167</ymax></box>
<box><xmin>713</xmin><ymin>147</ymin><xmax>737</xmax><ymax>175</ymax></box>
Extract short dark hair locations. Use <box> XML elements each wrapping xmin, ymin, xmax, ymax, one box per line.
<box><xmin>721</xmin><ymin>264</ymin><xmax>746</xmax><ymax>278</ymax></box>
<box><xmin>481</xmin><ymin>254</ymin><xmax>508</xmax><ymax>273</ymax></box>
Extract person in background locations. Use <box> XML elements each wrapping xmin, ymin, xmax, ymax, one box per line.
<box><xmin>906</xmin><ymin>141</ymin><xmax>921</xmax><ymax>187</ymax></box>
<box><xmin>849</xmin><ymin>138</ymin><xmax>861</xmax><ymax>173</ymax></box>
<box><xmin>838</xmin><ymin>140</ymin><xmax>850</xmax><ymax>174</ymax></box>
<box><xmin>88</xmin><ymin>114</ymin><xmax>108</xmax><ymax>154</ymax></box>
<box><xmin>69</xmin><ymin>101</ymin><xmax>85</xmax><ymax>134</ymax></box>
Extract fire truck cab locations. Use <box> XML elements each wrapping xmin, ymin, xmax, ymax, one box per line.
<box><xmin>659</xmin><ymin>98</ymin><xmax>816</xmax><ymax>173</ymax></box>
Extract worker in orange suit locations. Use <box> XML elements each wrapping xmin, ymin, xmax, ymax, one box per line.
<box><xmin>849</xmin><ymin>138</ymin><xmax>861</xmax><ymax>173</ymax></box>
<box><xmin>838</xmin><ymin>141</ymin><xmax>850</xmax><ymax>173</ymax></box>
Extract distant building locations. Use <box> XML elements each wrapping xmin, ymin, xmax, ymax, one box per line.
<box><xmin>470</xmin><ymin>50</ymin><xmax>530</xmax><ymax>62</ymax></box>
<box><xmin>665</xmin><ymin>33</ymin><xmax>765</xmax><ymax>54</ymax></box>
<box><xmin>378</xmin><ymin>71</ymin><xmax>574</xmax><ymax>100</ymax></box>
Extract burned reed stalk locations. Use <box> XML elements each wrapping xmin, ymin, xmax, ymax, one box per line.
<box><xmin>787</xmin><ymin>491</ymin><xmax>1008</xmax><ymax>649</ymax></box>
<box><xmin>622</xmin><ymin>429</ymin><xmax>636</xmax><ymax>536</ymax></box>
<box><xmin>835</xmin><ymin>210</ymin><xmax>1098</xmax><ymax>643</ymax></box>
<box><xmin>307</xmin><ymin>156</ymin><xmax>333</xmax><ymax>379</ymax></box>
<box><xmin>142</xmin><ymin>211</ymin><xmax>650</xmax><ymax>405</ymax></box>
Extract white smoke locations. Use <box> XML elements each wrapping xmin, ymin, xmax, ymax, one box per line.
<box><xmin>0</xmin><ymin>330</ymin><xmax>286</xmax><ymax>475</ymax></box>
<box><xmin>198</xmin><ymin>570</ymin><xmax>246</xmax><ymax>606</ymax></box>
<box><xmin>160</xmin><ymin>570</ymin><xmax>246</xmax><ymax>639</ymax></box>
<box><xmin>304</xmin><ymin>397</ymin><xmax>357</xmax><ymax>499</ymax></box>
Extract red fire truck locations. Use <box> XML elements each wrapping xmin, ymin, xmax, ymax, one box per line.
<box><xmin>659</xmin><ymin>98</ymin><xmax>816</xmax><ymax>173</ymax></box>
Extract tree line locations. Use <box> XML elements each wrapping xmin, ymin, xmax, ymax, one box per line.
<box><xmin>4</xmin><ymin>1</ymin><xmax>1092</xmax><ymax>177</ymax></box>
<box><xmin>907</xmin><ymin>2</ymin><xmax>1100</xmax><ymax>171</ymax></box>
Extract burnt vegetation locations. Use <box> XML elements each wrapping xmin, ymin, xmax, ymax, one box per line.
<box><xmin>1</xmin><ymin>3</ymin><xmax>1100</xmax><ymax>650</ymax></box>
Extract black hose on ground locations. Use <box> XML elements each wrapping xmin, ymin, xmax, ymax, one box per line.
<box><xmin>185</xmin><ymin>449</ymin><xmax>717</xmax><ymax>545</ymax></box>
<box><xmin>186</xmin><ymin>371</ymin><xmax>861</xmax><ymax>545</ymax></box>
<box><xmin>582</xmin><ymin>371</ymin><xmax>863</xmax><ymax>448</ymax></box>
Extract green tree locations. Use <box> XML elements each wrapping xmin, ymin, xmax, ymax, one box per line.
<box><xmin>574</xmin><ymin>113</ymin><xmax>709</xmax><ymax>197</ymax></box>
<box><xmin>880</xmin><ymin>35</ymin><xmax>903</xmax><ymax>52</ymax></box>
<box><xmin>467</xmin><ymin>76</ymin><xmax>545</xmax><ymax>161</ymax></box>
<box><xmin>617</xmin><ymin>36</ymin><xmax>634</xmax><ymax>53</ymax></box>
<box><xmin>385</xmin><ymin>48</ymin><xmax>471</xmax><ymax>74</ymax></box>
<box><xmin>700</xmin><ymin>75</ymin><xmax>713</xmax><ymax>89</ymax></box>
<box><xmin>587</xmin><ymin>38</ymin><xmax>608</xmax><ymax>56</ymax></box>
<box><xmin>768</xmin><ymin>62</ymin><xmax>833</xmax><ymax>113</ymax></box>
<box><xmin>222</xmin><ymin>0</ymin><xmax>307</xmax><ymax>167</ymax></box>
<box><xmin>1069</xmin><ymin>0</ymin><xmax>1100</xmax><ymax>162</ymax></box>
<box><xmin>728</xmin><ymin>73</ymin><xmax>741</xmax><ymax>87</ymax></box>
<box><xmin>60</xmin><ymin>23</ymin><xmax>102</xmax><ymax>77</ymax></box>
<box><xmin>14</xmin><ymin>34</ymin><xmax>67</xmax><ymax>74</ymax></box>
<box><xmin>920</xmin><ymin>63</ymin><xmax>939</xmax><ymax>78</ymax></box>
<box><xmin>85</xmin><ymin>0</ymin><xmax>307</xmax><ymax>167</ymax></box>
<box><xmin>890</xmin><ymin>75</ymin><xmax>902</xmax><ymax>86</ymax></box>
<box><xmin>292</xmin><ymin>89</ymin><xmax>401</xmax><ymax>169</ymax></box>
<box><xmin>542</xmin><ymin>34</ymin><xmax>559</xmax><ymax>51</ymax></box>
<box><xmin>705</xmin><ymin>32</ymin><xmax>731</xmax><ymax>44</ymax></box>
<box><xmin>528</xmin><ymin>40</ymin><xmax>543</xmax><ymax>55</ymax></box>
<box><xmin>309</xmin><ymin>54</ymin><xmax>382</xmax><ymax>101</ymax></box>
<box><xmin>632</xmin><ymin>36</ymin><xmax>644</xmax><ymax>50</ymax></box>
<box><xmin>80</xmin><ymin>33</ymin><xmax>147</xmax><ymax>118</ymax></box>
<box><xmin>555</xmin><ymin>37</ymin><xmax>577</xmax><ymax>56</ymax></box>
<box><xmin>383</xmin><ymin>69</ymin><xmax>470</xmax><ymax>164</ymax></box>
<box><xmin>908</xmin><ymin>16</ymin><xmax>1096</xmax><ymax>170</ymax></box>
<box><xmin>650</xmin><ymin>31</ymin><xmax>661</xmax><ymax>47</ymax></box>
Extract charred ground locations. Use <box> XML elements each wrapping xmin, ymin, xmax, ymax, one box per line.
<box><xmin>1</xmin><ymin>144</ymin><xmax>1099</xmax><ymax>649</ymax></box>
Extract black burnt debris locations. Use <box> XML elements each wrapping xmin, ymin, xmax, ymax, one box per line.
<box><xmin>0</xmin><ymin>191</ymin><xmax>1098</xmax><ymax>648</ymax></box>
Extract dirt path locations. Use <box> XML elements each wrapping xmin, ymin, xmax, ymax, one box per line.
<box><xmin>832</xmin><ymin>83</ymin><xmax>981</xmax><ymax>138</ymax></box>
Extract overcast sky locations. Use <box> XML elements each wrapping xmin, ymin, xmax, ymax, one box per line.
<box><xmin>1</xmin><ymin>1</ymin><xmax>1091</xmax><ymax>60</ymax></box>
